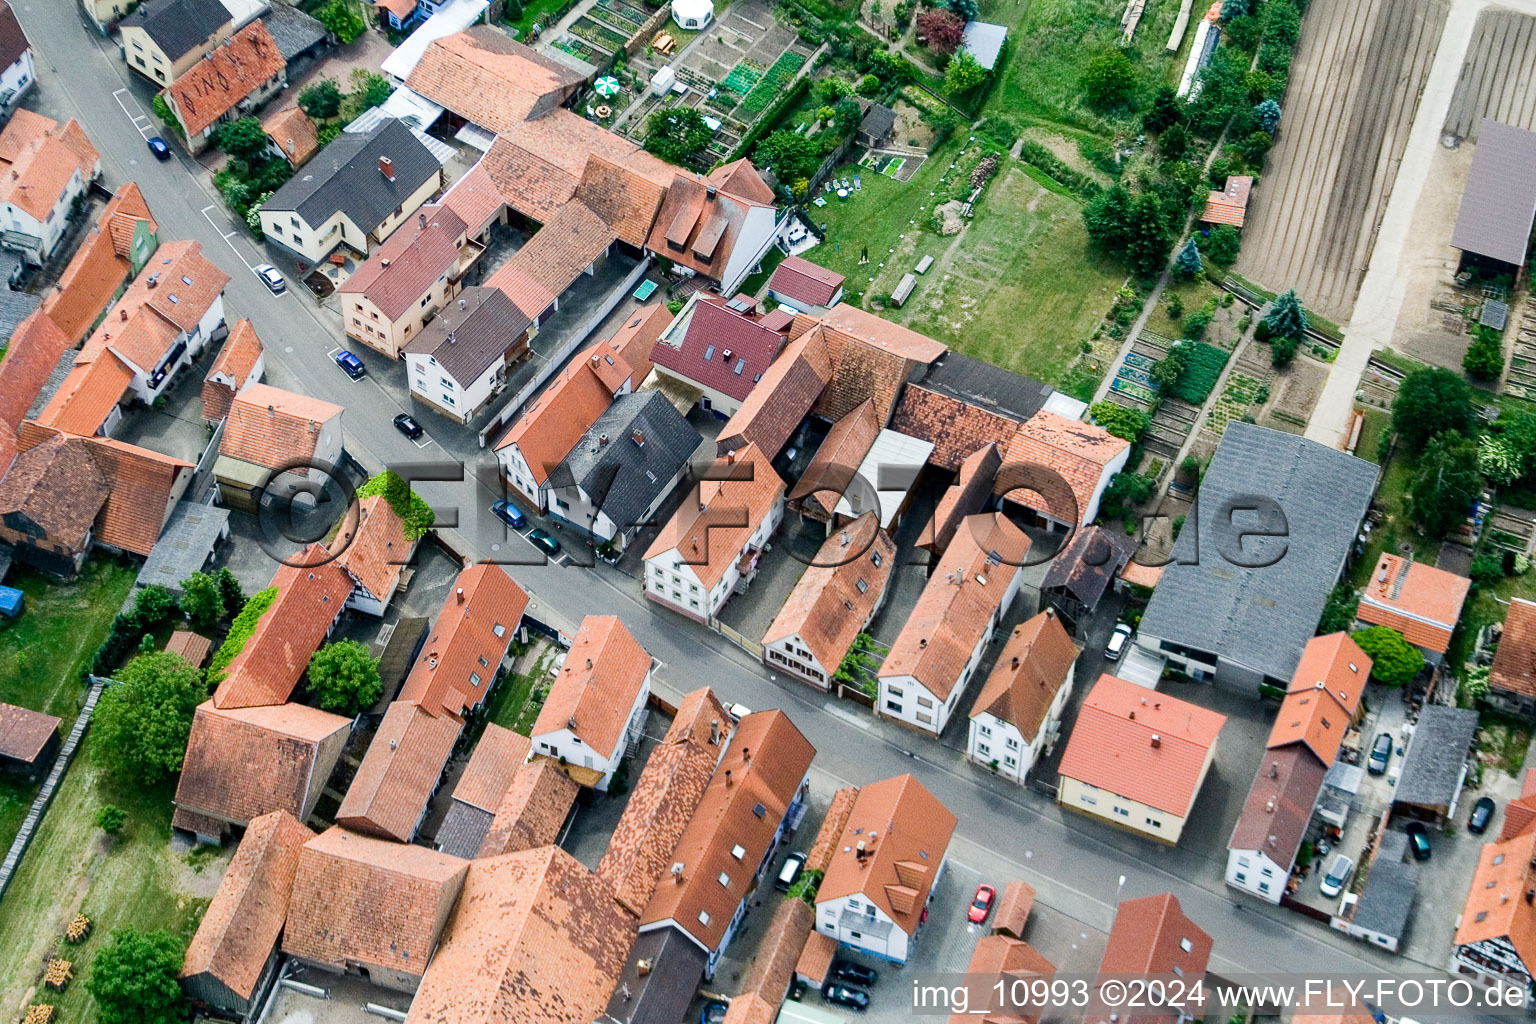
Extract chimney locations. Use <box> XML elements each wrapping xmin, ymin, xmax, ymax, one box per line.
<box><xmin>709</xmin><ymin>719</ymin><xmax>719</xmax><ymax>745</ymax></box>
<box><xmin>1129</xmin><ymin>710</ymin><xmax>1135</xmax><ymax>720</ymax></box>
<box><xmin>419</xmin><ymin>211</ymin><xmax>427</xmax><ymax>230</ymax></box>
<box><xmin>919</xmin><ymin>638</ymin><xmax>927</xmax><ymax>648</ymax></box>
<box><xmin>1269</xmin><ymin>761</ymin><xmax>1279</xmax><ymax>777</ymax></box>
<box><xmin>119</xmin><ymin>308</ymin><xmax>127</xmax><ymax>321</ymax></box>
<box><xmin>267</xmin><ymin>404</ymin><xmax>276</xmax><ymax>418</ymax></box>
<box><xmin>1265</xmin><ymin>797</ymin><xmax>1275</xmax><ymax>813</ymax></box>
<box><xmin>1011</xmin><ymin>656</ymin><xmax>1020</xmax><ymax>670</ymax></box>
<box><xmin>724</xmin><ymin>768</ymin><xmax>733</xmax><ymax>786</ymax></box>
<box><xmin>632</xmin><ymin>428</ymin><xmax>645</xmax><ymax>446</ymax></box>
<box><xmin>726</xmin><ymin>449</ymin><xmax>736</xmax><ymax>465</ymax></box>
<box><xmin>390</xmin><ymin>738</ymin><xmax>397</xmax><ymax>749</ymax></box>
<box><xmin>705</xmin><ymin>184</ymin><xmax>718</xmax><ymax>199</ymax></box>
<box><xmin>456</xmin><ymin>587</ymin><xmax>465</xmax><ymax>602</ymax></box>
<box><xmin>742</xmin><ymin>747</ymin><xmax>751</xmax><ymax>763</ymax></box>
<box><xmin>671</xmin><ymin>862</ymin><xmax>685</xmax><ymax>882</ymax></box>
<box><xmin>636</xmin><ymin>960</ymin><xmax>653</xmax><ymax>977</ymax></box>
<box><xmin>840</xmin><ymin>531</ymin><xmax>850</xmax><ymax>547</ymax></box>
<box><xmin>568</xmin><ymin>715</ymin><xmax>577</xmax><ymax>730</ymax></box>
<box><xmin>1151</xmin><ymin>733</ymin><xmax>1161</xmax><ymax>748</ymax></box>
<box><xmin>856</xmin><ymin>840</ymin><xmax>866</xmax><ymax>857</ymax></box>
<box><xmin>458</xmin><ymin>297</ymin><xmax>466</xmax><ymax>310</ymax></box>
<box><xmin>379</xmin><ymin>155</ymin><xmax>394</xmax><ymax>180</ymax></box>
<box><xmin>427</xmin><ymin>654</ymin><xmax>438</xmax><ymax>668</ymax></box>
<box><xmin>599</xmin><ymin>433</ymin><xmax>609</xmax><ymax>446</ymax></box>
<box><xmin>586</xmin><ymin>658</ymin><xmax>593</xmax><ymax>670</ymax></box>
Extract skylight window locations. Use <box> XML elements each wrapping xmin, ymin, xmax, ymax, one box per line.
<box><xmin>181</xmin><ymin>275</ymin><xmax>192</xmax><ymax>285</ymax></box>
<box><xmin>734</xmin><ymin>358</ymin><xmax>746</xmax><ymax>374</ymax></box>
<box><xmin>704</xmin><ymin>344</ymin><xmax>715</xmax><ymax>361</ymax></box>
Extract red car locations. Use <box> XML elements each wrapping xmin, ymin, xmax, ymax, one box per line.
<box><xmin>967</xmin><ymin>884</ymin><xmax>996</xmax><ymax>924</ymax></box>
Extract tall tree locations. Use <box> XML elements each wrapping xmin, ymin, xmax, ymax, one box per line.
<box><xmin>214</xmin><ymin>567</ymin><xmax>245</xmax><ymax>619</ymax></box>
<box><xmin>1390</xmin><ymin>367</ymin><xmax>1477</xmax><ymax>451</ymax></box>
<box><xmin>91</xmin><ymin>652</ymin><xmax>205</xmax><ymax>783</ymax></box>
<box><xmin>944</xmin><ymin>51</ymin><xmax>988</xmax><ymax>95</ymax></box>
<box><xmin>1080</xmin><ymin>51</ymin><xmax>1137</xmax><ymax>110</ymax></box>
<box><xmin>1350</xmin><ymin>626</ymin><xmax>1424</xmax><ymax>688</ymax></box>
<box><xmin>1176</xmin><ymin>237</ymin><xmax>1202</xmax><ymax>278</ymax></box>
<box><xmin>1142</xmin><ymin>85</ymin><xmax>1183</xmax><ymax>133</ymax></box>
<box><xmin>1408</xmin><ymin>431</ymin><xmax>1483</xmax><ymax>538</ymax></box>
<box><xmin>213</xmin><ymin>117</ymin><xmax>271</xmax><ymax>163</ymax></box>
<box><xmin>88</xmin><ymin>929</ymin><xmax>188</xmax><ymax>1024</ymax></box>
<box><xmin>298</xmin><ymin>79</ymin><xmax>342</xmax><ymax>120</ymax></box>
<box><xmin>1263</xmin><ymin>288</ymin><xmax>1309</xmax><ymax>340</ymax></box>
<box><xmin>1255</xmin><ymin>98</ymin><xmax>1282</xmax><ymax>133</ymax></box>
<box><xmin>178</xmin><ymin>572</ymin><xmax>226</xmax><ymax>633</ymax></box>
<box><xmin>644</xmin><ymin>107</ymin><xmax>712</xmax><ymax>164</ymax></box>
<box><xmin>916</xmin><ymin>8</ymin><xmax>965</xmax><ymax>56</ymax></box>
<box><xmin>306</xmin><ymin>639</ymin><xmax>382</xmax><ymax>715</ymax></box>
<box><xmin>316</xmin><ymin>0</ymin><xmax>366</xmax><ymax>43</ymax></box>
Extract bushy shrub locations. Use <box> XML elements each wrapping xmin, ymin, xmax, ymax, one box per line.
<box><xmin>208</xmin><ymin>587</ymin><xmax>279</xmax><ymax>682</ymax></box>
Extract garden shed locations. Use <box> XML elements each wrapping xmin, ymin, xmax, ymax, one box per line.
<box><xmin>672</xmin><ymin>0</ymin><xmax>713</xmax><ymax>30</ymax></box>
<box><xmin>961</xmin><ymin>21</ymin><xmax>1008</xmax><ymax>70</ymax></box>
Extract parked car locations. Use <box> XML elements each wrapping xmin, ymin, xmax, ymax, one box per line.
<box><xmin>490</xmin><ymin>499</ymin><xmax>526</xmax><ymax>529</ymax></box>
<box><xmin>147</xmin><ymin>136</ymin><xmax>171</xmax><ymax>161</ymax></box>
<box><xmin>393</xmin><ymin>413</ymin><xmax>424</xmax><ymax>440</ymax></box>
<box><xmin>1367</xmin><ymin>732</ymin><xmax>1393</xmax><ymax>775</ymax></box>
<box><xmin>1318</xmin><ymin>854</ymin><xmax>1354</xmax><ymax>898</ymax></box>
<box><xmin>700</xmin><ymin>1002</ymin><xmax>727</xmax><ymax>1024</ymax></box>
<box><xmin>527</xmin><ymin>527</ymin><xmax>560</xmax><ymax>556</ymax></box>
<box><xmin>334</xmin><ymin>350</ymin><xmax>366</xmax><ymax>379</ymax></box>
<box><xmin>1104</xmin><ymin>623</ymin><xmax>1133</xmax><ymax>661</ymax></box>
<box><xmin>830</xmin><ymin>961</ymin><xmax>878</xmax><ymax>987</ymax></box>
<box><xmin>822</xmin><ymin>984</ymin><xmax>869</xmax><ymax>1011</ymax></box>
<box><xmin>727</xmin><ymin>702</ymin><xmax>751</xmax><ymax>722</ymax></box>
<box><xmin>967</xmin><ymin>883</ymin><xmax>996</xmax><ymax>924</ymax></box>
<box><xmin>776</xmin><ymin>851</ymin><xmax>807</xmax><ymax>892</ymax></box>
<box><xmin>1404</xmin><ymin>821</ymin><xmax>1432</xmax><ymax>861</ymax></box>
<box><xmin>254</xmin><ymin>263</ymin><xmax>286</xmax><ymax>294</ymax></box>
<box><xmin>1469</xmin><ymin>796</ymin><xmax>1497</xmax><ymax>835</ymax></box>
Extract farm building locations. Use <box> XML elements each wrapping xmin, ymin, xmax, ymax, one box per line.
<box><xmin>1450</xmin><ymin>119</ymin><xmax>1536</xmax><ymax>273</ymax></box>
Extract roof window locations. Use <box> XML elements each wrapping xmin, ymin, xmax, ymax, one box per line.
<box><xmin>704</xmin><ymin>344</ymin><xmax>715</xmax><ymax>361</ymax></box>
<box><xmin>734</xmin><ymin>358</ymin><xmax>746</xmax><ymax>374</ymax></box>
<box><xmin>731</xmin><ymin>844</ymin><xmax>745</xmax><ymax>859</ymax></box>
<box><xmin>752</xmin><ymin>802</ymin><xmax>765</xmax><ymax>818</ymax></box>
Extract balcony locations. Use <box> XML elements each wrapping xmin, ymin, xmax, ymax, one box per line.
<box><xmin>448</xmin><ymin>238</ymin><xmax>486</xmax><ymax>283</ymax></box>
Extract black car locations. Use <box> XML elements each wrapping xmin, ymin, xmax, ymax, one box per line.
<box><xmin>830</xmin><ymin>961</ymin><xmax>878</xmax><ymax>987</ymax></box>
<box><xmin>1469</xmin><ymin>796</ymin><xmax>1497</xmax><ymax>834</ymax></box>
<box><xmin>1367</xmin><ymin>732</ymin><xmax>1392</xmax><ymax>775</ymax></box>
<box><xmin>822</xmin><ymin>983</ymin><xmax>869</xmax><ymax>1011</ymax></box>
<box><xmin>527</xmin><ymin>528</ymin><xmax>561</xmax><ymax>557</ymax></box>
<box><xmin>1404</xmin><ymin>821</ymin><xmax>1432</xmax><ymax>861</ymax></box>
<box><xmin>393</xmin><ymin>413</ymin><xmax>424</xmax><ymax>440</ymax></box>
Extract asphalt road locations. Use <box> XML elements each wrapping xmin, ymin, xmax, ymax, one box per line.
<box><xmin>15</xmin><ymin>1</ymin><xmax>1439</xmax><ymax>985</ymax></box>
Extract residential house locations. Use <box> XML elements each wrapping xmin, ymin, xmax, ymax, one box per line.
<box><xmin>650</xmin><ymin>293</ymin><xmax>788</xmax><ymax>419</ymax></box>
<box><xmin>1202</xmin><ymin>175</ymin><xmax>1253</xmax><ymax>227</ymax></box>
<box><xmin>793</xmin><ymin>305</ymin><xmax>947</xmax><ymax>424</ymax></box>
<box><xmin>645</xmin><ymin>163</ymin><xmax>780</xmax><ymax>294</ymax></box>
<box><xmin>713</xmin><ymin>898</ymin><xmax>816</xmax><ymax>1024</ymax></box>
<box><xmin>200</xmin><ymin>317</ymin><xmax>264</xmax><ymax>423</ymax></box>
<box><xmin>0</xmin><ymin>311</ymin><xmax>71</xmax><ymax>435</ymax></box>
<box><xmin>259</xmin><ymin>119</ymin><xmax>444</xmax><ymax>263</ymax></box>
<box><xmin>404</xmin><ymin>26</ymin><xmax>585</xmax><ymax>136</ymax></box>
<box><xmin>485</xmin><ymin>198</ymin><xmax>616</xmax><ymax>326</ymax></box>
<box><xmin>172</xmin><ymin>700</ymin><xmax>351</xmax><ymax>841</ymax></box>
<box><xmin>815</xmin><ymin>773</ymin><xmax>956</xmax><ymax>964</ymax></box>
<box><xmin>434</xmin><ymin>723</ymin><xmax>530</xmax><ymax>858</ymax></box>
<box><xmin>118</xmin><ymin>0</ymin><xmax>233</xmax><ymax>85</ymax></box>
<box><xmin>890</xmin><ymin>351</ymin><xmax>1064</xmax><ymax>473</ymax></box>
<box><xmin>995</xmin><ymin>409</ymin><xmax>1129</xmax><ymax>530</ymax></box>
<box><xmin>335</xmin><ymin>698</ymin><xmax>464</xmax><ymax>843</ymax></box>
<box><xmin>762</xmin><ymin>513</ymin><xmax>896</xmax><ymax>690</ymax></box>
<box><xmin>767</xmin><ymin>256</ymin><xmax>845</xmax><ymax>314</ymax></box>
<box><xmin>530</xmin><ymin>614</ymin><xmax>653</xmax><ymax>790</ymax></box>
<box><xmin>1393</xmin><ymin>705</ymin><xmax>1479</xmax><ymax>821</ymax></box>
<box><xmin>262</xmin><ymin>105</ymin><xmax>319</xmax><ymax>168</ymax></box>
<box><xmin>1453</xmin><ymin>813</ymin><xmax>1536</xmax><ymax>1002</ymax></box>
<box><xmin>1084</xmin><ymin>894</ymin><xmax>1211</xmax><ymax>1024</ymax></box>
<box><xmin>474</xmin><ymin>758</ymin><xmax>580</xmax><ymax>856</ymax></box>
<box><xmin>876</xmin><ymin>512</ymin><xmax>1030</xmax><ymax>735</ymax></box>
<box><xmin>546</xmin><ymin>390</ymin><xmax>701</xmax><ymax>551</ymax></box>
<box><xmin>41</xmin><ymin>181</ymin><xmax>158</xmax><ymax>345</ymax></box>
<box><xmin>1355</xmin><ymin>553</ymin><xmax>1470</xmax><ymax>664</ymax></box>
<box><xmin>1490</xmin><ymin>598</ymin><xmax>1536</xmax><ymax>714</ymax></box>
<box><xmin>1137</xmin><ymin>423</ymin><xmax>1378</xmax><ymax>690</ymax></box>
<box><xmin>403</xmin><ymin>287</ymin><xmax>531</xmax><ymax>422</ymax></box>
<box><xmin>328</xmin><ymin>493</ymin><xmax>415</xmax><ymax>616</ymax></box>
<box><xmin>163</xmin><ymin>21</ymin><xmax>287</xmax><ymax>154</ymax></box>
<box><xmin>438</xmin><ymin>159</ymin><xmax>507</xmax><ymax>244</ymax></box>
<box><xmin>965</xmin><ymin>608</ymin><xmax>1079</xmax><ymax>783</ymax></box>
<box><xmin>945</xmin><ymin>936</ymin><xmax>1055</xmax><ymax>1024</ymax></box>
<box><xmin>639</xmin><ymin>709</ymin><xmax>815</xmax><ymax>978</ymax></box>
<box><xmin>1226</xmin><ymin>632</ymin><xmax>1370</xmax><ymax>903</ymax></box>
<box><xmin>643</xmin><ymin>442</ymin><xmax>786</xmax><ymax>623</ymax></box>
<box><xmin>215</xmin><ymin>383</ymin><xmax>343</xmax><ymax>511</ymax></box>
<box><xmin>283</xmin><ymin>826</ymin><xmax>469</xmax><ymax>993</ymax></box>
<box><xmin>0</xmin><ymin>701</ymin><xmax>59</xmax><ymax>778</ymax></box>
<box><xmin>179</xmin><ymin>810</ymin><xmax>313</xmax><ymax>1019</ymax></box>
<box><xmin>0</xmin><ymin>3</ymin><xmax>35</xmax><ymax>118</ymax></box>
<box><xmin>1057</xmin><ymin>674</ymin><xmax>1227</xmax><ymax>844</ymax></box>
<box><xmin>0</xmin><ymin>110</ymin><xmax>100</xmax><ymax>265</ymax></box>
<box><xmin>586</xmin><ymin>301</ymin><xmax>671</xmax><ymax>392</ymax></box>
<box><xmin>339</xmin><ymin>205</ymin><xmax>484</xmax><ymax>359</ymax></box>
<box><xmin>405</xmin><ymin>846</ymin><xmax>637</xmax><ymax>1024</ymax></box>
<box><xmin>788</xmin><ymin>399</ymin><xmax>880</xmax><ymax>524</ymax></box>
<box><xmin>716</xmin><ymin>327</ymin><xmax>832</xmax><ymax>460</ymax></box>
<box><xmin>598</xmin><ymin>686</ymin><xmax>731</xmax><ymax>917</ymax></box>
<box><xmin>493</xmin><ymin>347</ymin><xmax>618</xmax><ymax>511</ymax></box>
<box><xmin>1038</xmin><ymin>525</ymin><xmax>1138</xmax><ymax>638</ymax></box>
<box><xmin>916</xmin><ymin>443</ymin><xmax>1001</xmax><ymax>559</ymax></box>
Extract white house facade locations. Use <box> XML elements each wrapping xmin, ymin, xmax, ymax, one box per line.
<box><xmin>529</xmin><ymin>675</ymin><xmax>648</xmax><ymax>791</ymax></box>
<box><xmin>966</xmin><ymin>673</ymin><xmax>1073</xmax><ymax>784</ymax></box>
<box><xmin>645</xmin><ymin>495</ymin><xmax>784</xmax><ymax>622</ymax></box>
<box><xmin>1225</xmin><ymin>848</ymin><xmax>1291</xmax><ymax>905</ymax></box>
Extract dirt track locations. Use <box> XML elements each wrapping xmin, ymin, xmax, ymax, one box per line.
<box><xmin>1444</xmin><ymin>9</ymin><xmax>1536</xmax><ymax>139</ymax></box>
<box><xmin>1234</xmin><ymin>0</ymin><xmax>1448</xmax><ymax>322</ymax></box>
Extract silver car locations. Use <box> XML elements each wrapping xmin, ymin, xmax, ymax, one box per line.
<box><xmin>1104</xmin><ymin>623</ymin><xmax>1133</xmax><ymax>661</ymax></box>
<box><xmin>1319</xmin><ymin>853</ymin><xmax>1354</xmax><ymax>898</ymax></box>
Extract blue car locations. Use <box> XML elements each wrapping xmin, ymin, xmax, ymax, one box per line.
<box><xmin>147</xmin><ymin>136</ymin><xmax>171</xmax><ymax>160</ymax></box>
<box><xmin>334</xmin><ymin>349</ymin><xmax>366</xmax><ymax>379</ymax></box>
<box><xmin>490</xmin><ymin>499</ymin><xmax>526</xmax><ymax>529</ymax></box>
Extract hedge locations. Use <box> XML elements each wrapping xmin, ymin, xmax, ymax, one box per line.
<box><xmin>1169</xmin><ymin>342</ymin><xmax>1229</xmax><ymax>404</ymax></box>
<box><xmin>1017</xmin><ymin>139</ymin><xmax>1101</xmax><ymax>201</ymax></box>
<box><xmin>208</xmin><ymin>586</ymin><xmax>279</xmax><ymax>682</ymax></box>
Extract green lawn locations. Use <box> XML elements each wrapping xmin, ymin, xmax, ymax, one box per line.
<box><xmin>482</xmin><ymin>648</ymin><xmax>555</xmax><ymax>737</ymax></box>
<box><xmin>1148</xmin><ymin>276</ymin><xmax>1225</xmax><ymax>339</ymax></box>
<box><xmin>806</xmin><ymin>138</ymin><xmax>1122</xmax><ymax>386</ymax></box>
<box><xmin>1349</xmin><ymin>449</ymin><xmax>1438</xmax><ymax>591</ymax></box>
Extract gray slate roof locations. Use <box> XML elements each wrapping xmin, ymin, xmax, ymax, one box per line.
<box><xmin>435</xmin><ymin>800</ymin><xmax>494</xmax><ymax>859</ymax></box>
<box><xmin>1451</xmin><ymin>119</ymin><xmax>1536</xmax><ymax>267</ymax></box>
<box><xmin>262</xmin><ymin>119</ymin><xmax>439</xmax><ymax>234</ymax></box>
<box><xmin>917</xmin><ymin>351</ymin><xmax>1053</xmax><ymax>423</ymax></box>
<box><xmin>26</xmin><ymin>348</ymin><xmax>74</xmax><ymax>420</ymax></box>
<box><xmin>0</xmin><ymin>287</ymin><xmax>38</xmax><ymax>342</ymax></box>
<box><xmin>861</xmin><ymin>102</ymin><xmax>896</xmax><ymax>139</ymax></box>
<box><xmin>0</xmin><ymin>3</ymin><xmax>30</xmax><ymax>75</ymax></box>
<box><xmin>1042</xmin><ymin>524</ymin><xmax>1137</xmax><ymax>608</ymax></box>
<box><xmin>1394</xmin><ymin>705</ymin><xmax>1479</xmax><ymax>810</ymax></box>
<box><xmin>134</xmin><ymin>501</ymin><xmax>230</xmax><ymax>596</ymax></box>
<box><xmin>602</xmin><ymin>927</ymin><xmax>709</xmax><ymax>1024</ymax></box>
<box><xmin>1137</xmin><ymin>422</ymin><xmax>1378</xmax><ymax>683</ymax></box>
<box><xmin>260</xmin><ymin>2</ymin><xmax>327</xmax><ymax>61</ymax></box>
<box><xmin>120</xmin><ymin>0</ymin><xmax>231</xmax><ymax>62</ymax></box>
<box><xmin>552</xmin><ymin>390</ymin><xmax>701</xmax><ymax>532</ymax></box>
<box><xmin>1351</xmin><ymin>831</ymin><xmax>1419</xmax><ymax>941</ymax></box>
<box><xmin>403</xmin><ymin>286</ymin><xmax>531</xmax><ymax>387</ymax></box>
<box><xmin>961</xmin><ymin>20</ymin><xmax>1008</xmax><ymax>70</ymax></box>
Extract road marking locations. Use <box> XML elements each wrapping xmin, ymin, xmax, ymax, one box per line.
<box><xmin>199</xmin><ymin>205</ymin><xmax>258</xmax><ymax>272</ymax></box>
<box><xmin>324</xmin><ymin>347</ymin><xmax>366</xmax><ymax>384</ymax></box>
<box><xmin>112</xmin><ymin>88</ymin><xmax>154</xmax><ymax>141</ymax></box>
<box><xmin>412</xmin><ymin>434</ymin><xmax>433</xmax><ymax>449</ymax></box>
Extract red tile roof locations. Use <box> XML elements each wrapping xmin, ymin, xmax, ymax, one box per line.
<box><xmin>879</xmin><ymin>513</ymin><xmax>1030</xmax><ymax>700</ymax></box>
<box><xmin>405</xmin><ymin>27</ymin><xmax>584</xmax><ymax>134</ymax></box>
<box><xmin>1227</xmin><ymin>742</ymin><xmax>1328</xmax><ymax>870</ymax></box>
<box><xmin>487</xmin><ymin>200</ymin><xmax>614</xmax><ymax>320</ymax></box>
<box><xmin>806</xmin><ymin>785</ymin><xmax>858</xmax><ymax>874</ymax></box>
<box><xmin>1355</xmin><ymin>553</ymin><xmax>1470</xmax><ymax>655</ymax></box>
<box><xmin>0</xmin><ymin>113</ymin><xmax>98</xmax><ymax>221</ymax></box>
<box><xmin>708</xmin><ymin>158</ymin><xmax>776</xmax><ymax>205</ymax></box>
<box><xmin>328</xmin><ymin>494</ymin><xmax>410</xmax><ymax>606</ymax></box>
<box><xmin>439</xmin><ymin>160</ymin><xmax>504</xmax><ymax>238</ymax></box>
<box><xmin>763</xmin><ymin>514</ymin><xmax>895</xmax><ymax>677</ymax></box>
<box><xmin>407</xmin><ymin>846</ymin><xmax>636</xmax><ymax>1024</ymax></box>
<box><xmin>43</xmin><ymin>182</ymin><xmax>156</xmax><ymax>345</ymax></box>
<box><xmin>1267</xmin><ymin>632</ymin><xmax>1369</xmax><ymax>763</ymax></box>
<box><xmin>31</xmin><ymin>350</ymin><xmax>134</xmax><ymax>436</ymax></box>
<box><xmin>1202</xmin><ymin>175</ymin><xmax>1252</xmax><ymax>227</ymax></box>
<box><xmin>1058</xmin><ymin>675</ymin><xmax>1227</xmax><ymax>817</ymax></box>
<box><xmin>449</xmin><ymin>723</ymin><xmax>530</xmax><ymax>813</ymax></box>
<box><xmin>0</xmin><ymin>311</ymin><xmax>71</xmax><ymax>431</ymax></box>
<box><xmin>165</xmin><ymin>21</ymin><xmax>286</xmax><ymax>139</ymax></box>
<box><xmin>202</xmin><ymin>318</ymin><xmax>263</xmax><ymax>421</ymax></box>
<box><xmin>174</xmin><ymin>700</ymin><xmax>351</xmax><ymax>829</ymax></box>
<box><xmin>475</xmin><ymin>758</ymin><xmax>580</xmax><ymax>856</ymax></box>
<box><xmin>640</xmin><ymin>711</ymin><xmax>814</xmax><ymax>951</ymax></box>
<box><xmin>998</xmin><ymin>411</ymin><xmax>1129</xmax><ymax>525</ymax></box>
<box><xmin>337</xmin><ymin>699</ymin><xmax>463</xmax><ymax>842</ymax></box>
<box><xmin>1456</xmin><ymin>824</ymin><xmax>1536</xmax><ymax>968</ymax></box>
<box><xmin>180</xmin><ymin>810</ymin><xmax>313</xmax><ymax>1000</ymax></box>
<box><xmin>717</xmin><ymin>327</ymin><xmax>832</xmax><ymax>460</ymax></box>
<box><xmin>164</xmin><ymin>630</ymin><xmax>213</xmax><ymax>668</ymax></box>
<box><xmin>0</xmin><ymin>432</ymin><xmax>109</xmax><ymax>552</ymax></box>
<box><xmin>1089</xmin><ymin>894</ymin><xmax>1211</xmax><ymax>1024</ymax></box>
<box><xmin>583</xmin><ymin>302</ymin><xmax>669</xmax><ymax>392</ymax></box>
<box><xmin>396</xmin><ymin>563</ymin><xmax>528</xmax><ymax>718</ymax></box>
<box><xmin>727</xmin><ymin>898</ymin><xmax>815</xmax><ymax>1024</ymax></box>
<box><xmin>968</xmin><ymin>609</ymin><xmax>1079</xmax><ymax>737</ymax></box>
<box><xmin>645</xmin><ymin>171</ymin><xmax>772</xmax><ymax>282</ymax></box>
<box><xmin>652</xmin><ymin>294</ymin><xmax>788</xmax><ymax>404</ymax></box>
<box><xmin>993</xmin><ymin>879</ymin><xmax>1036</xmax><ymax>939</ymax></box>
<box><xmin>0</xmin><ymin>702</ymin><xmax>60</xmax><ymax>762</ymax></box>
<box><xmin>1492</xmin><ymin>598</ymin><xmax>1536</xmax><ymax>700</ymax></box>
<box><xmin>643</xmin><ymin>443</ymin><xmax>786</xmax><ymax>591</ymax></box>
<box><xmin>946</xmin><ymin>935</ymin><xmax>1055</xmax><ymax>1024</ymax></box>
<box><xmin>262</xmin><ymin>105</ymin><xmax>318</xmax><ymax>166</ymax></box>
<box><xmin>794</xmin><ymin>308</ymin><xmax>945</xmax><ymax>423</ymax></box>
<box><xmin>918</xmin><ymin>443</ymin><xmax>1001</xmax><ymax>555</ymax></box>
<box><xmin>339</xmin><ymin>205</ymin><xmax>467</xmax><ymax>321</ymax></box>
<box><xmin>1500</xmin><ymin>770</ymin><xmax>1536</xmax><ymax>841</ymax></box>
<box><xmin>768</xmin><ymin>256</ymin><xmax>844</xmax><ymax>308</ymax></box>
<box><xmin>220</xmin><ymin>382</ymin><xmax>343</xmax><ymax>471</ymax></box>
<box><xmin>492</xmin><ymin>355</ymin><xmax>614</xmax><ymax>476</ymax></box>
<box><xmin>532</xmin><ymin>615</ymin><xmax>650</xmax><ymax>759</ymax></box>
<box><xmin>83</xmin><ymin>435</ymin><xmax>193</xmax><ymax>555</ymax></box>
<box><xmin>283</xmin><ymin>826</ymin><xmax>468</xmax><ymax>978</ymax></box>
<box><xmin>892</xmin><ymin>383</ymin><xmax>1021</xmax><ymax>472</ymax></box>
<box><xmin>788</xmin><ymin>398</ymin><xmax>881</xmax><ymax>516</ymax></box>
<box><xmin>817</xmin><ymin>774</ymin><xmax>956</xmax><ymax>935</ymax></box>
<box><xmin>574</xmin><ymin>154</ymin><xmax>669</xmax><ymax>250</ymax></box>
